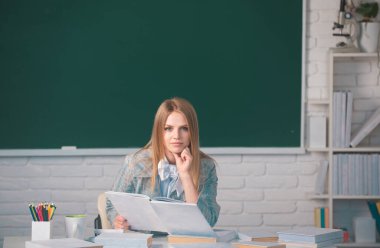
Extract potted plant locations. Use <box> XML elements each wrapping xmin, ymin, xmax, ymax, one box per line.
<box><xmin>355</xmin><ymin>1</ymin><xmax>380</xmax><ymax>52</ymax></box>
<box><xmin>356</xmin><ymin>2</ymin><xmax>379</xmax><ymax>22</ymax></box>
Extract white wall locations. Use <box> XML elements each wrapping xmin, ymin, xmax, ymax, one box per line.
<box><xmin>1</xmin><ymin>0</ymin><xmax>380</xmax><ymax>246</ymax></box>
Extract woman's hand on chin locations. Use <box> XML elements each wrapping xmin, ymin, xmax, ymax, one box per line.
<box><xmin>173</xmin><ymin>147</ymin><xmax>192</xmax><ymax>175</ymax></box>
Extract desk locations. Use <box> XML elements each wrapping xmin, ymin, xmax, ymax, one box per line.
<box><xmin>6</xmin><ymin>236</ymin><xmax>379</xmax><ymax>248</ymax></box>
<box><xmin>3</xmin><ymin>236</ymin><xmax>28</xmax><ymax>248</ymax></box>
<box><xmin>2</xmin><ymin>236</ymin><xmax>233</xmax><ymax>248</ymax></box>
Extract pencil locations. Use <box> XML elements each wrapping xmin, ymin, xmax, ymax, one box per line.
<box><xmin>28</xmin><ymin>204</ymin><xmax>37</xmax><ymax>221</ymax></box>
<box><xmin>43</xmin><ymin>203</ymin><xmax>48</xmax><ymax>221</ymax></box>
<box><xmin>50</xmin><ymin>203</ymin><xmax>56</xmax><ymax>220</ymax></box>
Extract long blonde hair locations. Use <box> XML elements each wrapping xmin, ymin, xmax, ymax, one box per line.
<box><xmin>144</xmin><ymin>97</ymin><xmax>205</xmax><ymax>190</ymax></box>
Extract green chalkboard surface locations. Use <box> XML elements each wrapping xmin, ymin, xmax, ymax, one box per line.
<box><xmin>0</xmin><ymin>0</ymin><xmax>303</xmax><ymax>149</ymax></box>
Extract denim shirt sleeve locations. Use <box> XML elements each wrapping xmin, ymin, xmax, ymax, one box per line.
<box><xmin>196</xmin><ymin>158</ymin><xmax>220</xmax><ymax>227</ymax></box>
<box><xmin>106</xmin><ymin>155</ymin><xmax>135</xmax><ymax>226</ymax></box>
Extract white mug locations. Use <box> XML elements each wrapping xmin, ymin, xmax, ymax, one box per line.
<box><xmin>65</xmin><ymin>215</ymin><xmax>86</xmax><ymax>240</ymax></box>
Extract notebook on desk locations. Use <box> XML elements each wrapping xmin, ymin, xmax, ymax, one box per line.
<box><xmin>106</xmin><ymin>191</ymin><xmax>216</xmax><ymax>237</ymax></box>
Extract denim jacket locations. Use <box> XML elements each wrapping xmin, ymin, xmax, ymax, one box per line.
<box><xmin>106</xmin><ymin>149</ymin><xmax>220</xmax><ymax>227</ymax></box>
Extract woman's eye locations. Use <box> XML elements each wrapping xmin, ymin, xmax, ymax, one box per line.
<box><xmin>181</xmin><ymin>127</ymin><xmax>189</xmax><ymax>131</ymax></box>
<box><xmin>164</xmin><ymin>127</ymin><xmax>172</xmax><ymax>131</ymax></box>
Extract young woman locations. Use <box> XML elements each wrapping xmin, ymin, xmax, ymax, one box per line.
<box><xmin>106</xmin><ymin>97</ymin><xmax>220</xmax><ymax>230</ymax></box>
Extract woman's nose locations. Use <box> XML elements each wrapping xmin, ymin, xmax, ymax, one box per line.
<box><xmin>173</xmin><ymin>129</ymin><xmax>180</xmax><ymax>139</ymax></box>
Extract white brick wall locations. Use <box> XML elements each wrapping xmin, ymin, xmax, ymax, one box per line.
<box><xmin>0</xmin><ymin>153</ymin><xmax>328</xmax><ymax>245</ymax></box>
<box><xmin>1</xmin><ymin>0</ymin><xmax>380</xmax><ymax>246</ymax></box>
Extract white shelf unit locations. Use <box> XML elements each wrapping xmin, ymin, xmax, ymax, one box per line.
<box><xmin>324</xmin><ymin>52</ymin><xmax>380</xmax><ymax>231</ymax></box>
<box><xmin>327</xmin><ymin>53</ymin><xmax>380</xmax><ymax>231</ymax></box>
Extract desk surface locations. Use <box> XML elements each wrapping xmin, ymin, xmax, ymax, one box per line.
<box><xmin>4</xmin><ymin>236</ymin><xmax>380</xmax><ymax>248</ymax></box>
<box><xmin>2</xmin><ymin>236</ymin><xmax>234</xmax><ymax>248</ymax></box>
<box><xmin>3</xmin><ymin>236</ymin><xmax>28</xmax><ymax>248</ymax></box>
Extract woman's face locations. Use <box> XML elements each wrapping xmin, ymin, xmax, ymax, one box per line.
<box><xmin>163</xmin><ymin>111</ymin><xmax>191</xmax><ymax>160</ymax></box>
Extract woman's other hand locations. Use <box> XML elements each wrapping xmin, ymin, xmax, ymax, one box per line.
<box><xmin>113</xmin><ymin>215</ymin><xmax>129</xmax><ymax>230</ymax></box>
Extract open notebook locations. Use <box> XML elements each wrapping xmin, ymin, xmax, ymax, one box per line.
<box><xmin>106</xmin><ymin>191</ymin><xmax>216</xmax><ymax>237</ymax></box>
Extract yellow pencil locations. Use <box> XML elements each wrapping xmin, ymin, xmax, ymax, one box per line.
<box><xmin>50</xmin><ymin>203</ymin><xmax>56</xmax><ymax>220</ymax></box>
<box><xmin>47</xmin><ymin>204</ymin><xmax>52</xmax><ymax>221</ymax></box>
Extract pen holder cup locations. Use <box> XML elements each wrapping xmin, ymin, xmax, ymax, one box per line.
<box><xmin>31</xmin><ymin>221</ymin><xmax>51</xmax><ymax>241</ymax></box>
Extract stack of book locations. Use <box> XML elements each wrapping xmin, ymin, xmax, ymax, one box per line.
<box><xmin>237</xmin><ymin>231</ymin><xmax>278</xmax><ymax>242</ymax></box>
<box><xmin>232</xmin><ymin>241</ymin><xmax>285</xmax><ymax>248</ymax></box>
<box><xmin>277</xmin><ymin>227</ymin><xmax>343</xmax><ymax>248</ymax></box>
<box><xmin>167</xmin><ymin>229</ymin><xmax>237</xmax><ymax>244</ymax></box>
<box><xmin>93</xmin><ymin>232</ymin><xmax>153</xmax><ymax>248</ymax></box>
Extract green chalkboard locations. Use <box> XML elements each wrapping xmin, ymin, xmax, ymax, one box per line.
<box><xmin>0</xmin><ymin>0</ymin><xmax>303</xmax><ymax>149</ymax></box>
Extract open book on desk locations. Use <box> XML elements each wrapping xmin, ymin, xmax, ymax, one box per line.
<box><xmin>105</xmin><ymin>191</ymin><xmax>216</xmax><ymax>238</ymax></box>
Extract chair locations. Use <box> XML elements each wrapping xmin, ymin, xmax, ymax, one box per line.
<box><xmin>97</xmin><ymin>192</ymin><xmax>112</xmax><ymax>229</ymax></box>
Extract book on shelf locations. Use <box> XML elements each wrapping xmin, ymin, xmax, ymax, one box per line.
<box><xmin>232</xmin><ymin>241</ymin><xmax>285</xmax><ymax>248</ymax></box>
<box><xmin>314</xmin><ymin>207</ymin><xmax>329</xmax><ymax>228</ymax></box>
<box><xmin>345</xmin><ymin>91</ymin><xmax>353</xmax><ymax>147</ymax></box>
<box><xmin>237</xmin><ymin>231</ymin><xmax>278</xmax><ymax>242</ymax></box>
<box><xmin>340</xmin><ymin>91</ymin><xmax>347</xmax><ymax>147</ymax></box>
<box><xmin>333</xmin><ymin>92</ymin><xmax>338</xmax><ymax>147</ymax></box>
<box><xmin>105</xmin><ymin>191</ymin><xmax>216</xmax><ymax>238</ymax></box>
<box><xmin>350</xmin><ymin>105</ymin><xmax>380</xmax><ymax>147</ymax></box>
<box><xmin>332</xmin><ymin>91</ymin><xmax>353</xmax><ymax>148</ymax></box>
<box><xmin>93</xmin><ymin>232</ymin><xmax>153</xmax><ymax>247</ymax></box>
<box><xmin>277</xmin><ymin>227</ymin><xmax>343</xmax><ymax>243</ymax></box>
<box><xmin>314</xmin><ymin>160</ymin><xmax>328</xmax><ymax>195</ymax></box>
<box><xmin>314</xmin><ymin>209</ymin><xmax>320</xmax><ymax>228</ymax></box>
<box><xmin>168</xmin><ymin>229</ymin><xmax>237</xmax><ymax>243</ymax></box>
<box><xmin>332</xmin><ymin>154</ymin><xmax>380</xmax><ymax>196</ymax></box>
<box><xmin>25</xmin><ymin>238</ymin><xmax>102</xmax><ymax>248</ymax></box>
